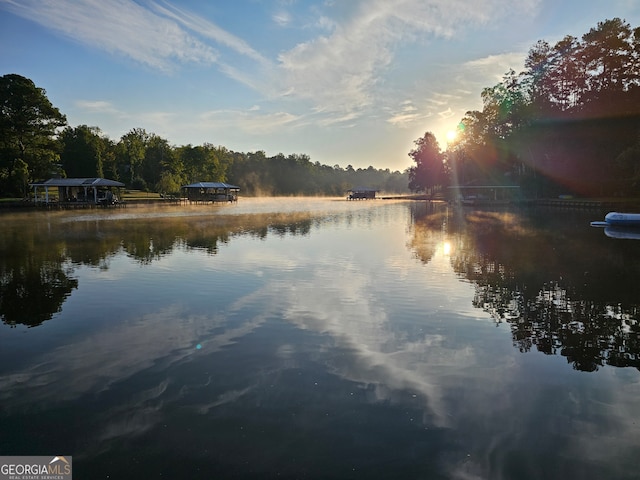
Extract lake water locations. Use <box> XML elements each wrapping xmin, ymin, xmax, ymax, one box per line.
<box><xmin>1</xmin><ymin>198</ymin><xmax>639</xmax><ymax>479</ymax></box>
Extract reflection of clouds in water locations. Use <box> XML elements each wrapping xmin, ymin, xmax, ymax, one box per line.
<box><xmin>566</xmin><ymin>375</ymin><xmax>640</xmax><ymax>470</ymax></box>
<box><xmin>187</xmin><ymin>218</ymin><xmax>491</xmax><ymax>428</ymax></box>
<box><xmin>240</xmin><ymin>250</ymin><xmax>480</xmax><ymax>427</ymax></box>
<box><xmin>447</xmin><ymin>373</ymin><xmax>640</xmax><ymax>480</ymax></box>
<box><xmin>284</xmin><ymin>299</ymin><xmax>450</xmax><ymax>423</ymax></box>
<box><xmin>98</xmin><ymin>405</ymin><xmax>161</xmax><ymax>442</ymax></box>
<box><xmin>275</xmin><ymin>343</ymin><xmax>299</xmax><ymax>370</ymax></box>
<box><xmin>246</xmin><ymin>228</ymin><xmax>640</xmax><ymax>479</ymax></box>
<box><xmin>196</xmin><ymin>386</ymin><xmax>254</xmax><ymax>415</ymax></box>
<box><xmin>436</xmin><ymin>357</ymin><xmax>640</xmax><ymax>479</ymax></box>
<box><xmin>0</xmin><ymin>303</ymin><xmax>263</xmax><ymax>410</ymax></box>
<box><xmin>97</xmin><ymin>380</ymin><xmax>169</xmax><ymax>443</ymax></box>
<box><xmin>0</xmin><ymin>298</ymin><xmax>269</xmax><ymax>458</ymax></box>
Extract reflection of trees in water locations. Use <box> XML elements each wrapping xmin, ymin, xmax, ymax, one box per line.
<box><xmin>409</xmin><ymin>203</ymin><xmax>640</xmax><ymax>372</ymax></box>
<box><xmin>457</xmin><ymin>212</ymin><xmax>640</xmax><ymax>372</ymax></box>
<box><xmin>0</xmin><ymin>265</ymin><xmax>78</xmax><ymax>328</ymax></box>
<box><xmin>269</xmin><ymin>219</ymin><xmax>313</xmax><ymax>237</ymax></box>
<box><xmin>407</xmin><ymin>202</ymin><xmax>449</xmax><ymax>264</ymax></box>
<box><xmin>0</xmin><ymin>234</ymin><xmax>78</xmax><ymax>327</ymax></box>
<box><xmin>473</xmin><ymin>283</ymin><xmax>640</xmax><ymax>372</ymax></box>
<box><xmin>0</xmin><ymin>211</ymin><xmax>318</xmax><ymax>327</ymax></box>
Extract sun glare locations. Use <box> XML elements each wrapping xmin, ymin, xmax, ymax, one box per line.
<box><xmin>446</xmin><ymin>130</ymin><xmax>457</xmax><ymax>143</ymax></box>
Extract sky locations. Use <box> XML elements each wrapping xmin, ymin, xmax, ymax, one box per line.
<box><xmin>1</xmin><ymin>0</ymin><xmax>640</xmax><ymax>172</ymax></box>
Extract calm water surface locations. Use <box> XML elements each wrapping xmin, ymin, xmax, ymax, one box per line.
<box><xmin>1</xmin><ymin>198</ymin><xmax>639</xmax><ymax>479</ymax></box>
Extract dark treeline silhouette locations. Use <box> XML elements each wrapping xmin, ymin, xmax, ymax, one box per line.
<box><xmin>409</xmin><ymin>18</ymin><xmax>640</xmax><ymax>198</ymax></box>
<box><xmin>0</xmin><ymin>74</ymin><xmax>408</xmax><ymax>198</ymax></box>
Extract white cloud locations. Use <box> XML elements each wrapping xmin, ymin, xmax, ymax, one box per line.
<box><xmin>387</xmin><ymin>100</ymin><xmax>430</xmax><ymax>128</ymax></box>
<box><xmin>315</xmin><ymin>15</ymin><xmax>337</xmax><ymax>31</ymax></box>
<box><xmin>0</xmin><ymin>0</ymin><xmax>219</xmax><ymax>72</ymax></box>
<box><xmin>151</xmin><ymin>1</ymin><xmax>270</xmax><ymax>66</ymax></box>
<box><xmin>199</xmin><ymin>109</ymin><xmax>302</xmax><ymax>135</ymax></box>
<box><xmin>75</xmin><ymin>100</ymin><xmax>121</xmax><ymax>115</ymax></box>
<box><xmin>137</xmin><ymin>111</ymin><xmax>176</xmax><ymax>126</ymax></box>
<box><xmin>2</xmin><ymin>0</ymin><xmax>533</xmax><ymax>126</ymax></box>
<box><xmin>462</xmin><ymin>52</ymin><xmax>529</xmax><ymax>84</ymax></box>
<box><xmin>272</xmin><ymin>10</ymin><xmax>292</xmax><ymax>27</ymax></box>
<box><xmin>274</xmin><ymin>0</ymin><xmax>537</xmax><ymax>127</ymax></box>
<box><xmin>438</xmin><ymin>107</ymin><xmax>455</xmax><ymax>119</ymax></box>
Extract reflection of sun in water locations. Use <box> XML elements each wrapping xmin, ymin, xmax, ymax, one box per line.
<box><xmin>432</xmin><ymin>239</ymin><xmax>456</xmax><ymax>276</ymax></box>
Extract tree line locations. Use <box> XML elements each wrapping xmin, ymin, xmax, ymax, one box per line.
<box><xmin>409</xmin><ymin>18</ymin><xmax>640</xmax><ymax>198</ymax></box>
<box><xmin>0</xmin><ymin>74</ymin><xmax>408</xmax><ymax>198</ymax></box>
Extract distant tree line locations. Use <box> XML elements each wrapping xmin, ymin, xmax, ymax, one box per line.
<box><xmin>0</xmin><ymin>73</ymin><xmax>408</xmax><ymax>198</ymax></box>
<box><xmin>409</xmin><ymin>18</ymin><xmax>640</xmax><ymax>198</ymax></box>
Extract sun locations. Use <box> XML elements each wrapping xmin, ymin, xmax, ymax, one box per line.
<box><xmin>446</xmin><ymin>130</ymin><xmax>457</xmax><ymax>142</ymax></box>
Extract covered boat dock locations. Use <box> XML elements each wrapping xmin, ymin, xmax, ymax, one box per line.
<box><xmin>30</xmin><ymin>177</ymin><xmax>125</xmax><ymax>207</ymax></box>
<box><xmin>347</xmin><ymin>187</ymin><xmax>378</xmax><ymax>200</ymax></box>
<box><xmin>181</xmin><ymin>182</ymin><xmax>240</xmax><ymax>204</ymax></box>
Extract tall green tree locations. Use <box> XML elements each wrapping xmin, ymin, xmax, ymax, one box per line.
<box><xmin>177</xmin><ymin>143</ymin><xmax>228</xmax><ymax>185</ymax></box>
<box><xmin>142</xmin><ymin>134</ymin><xmax>173</xmax><ymax>189</ymax></box>
<box><xmin>60</xmin><ymin>125</ymin><xmax>108</xmax><ymax>178</ymax></box>
<box><xmin>0</xmin><ymin>74</ymin><xmax>66</xmax><ymax>196</ymax></box>
<box><xmin>581</xmin><ymin>18</ymin><xmax>634</xmax><ymax>96</ymax></box>
<box><xmin>523</xmin><ymin>40</ymin><xmax>554</xmax><ymax>115</ymax></box>
<box><xmin>554</xmin><ymin>36</ymin><xmax>584</xmax><ymax>110</ymax></box>
<box><xmin>116</xmin><ymin>128</ymin><xmax>149</xmax><ymax>188</ymax></box>
<box><xmin>408</xmin><ymin>132</ymin><xmax>446</xmax><ymax>195</ymax></box>
<box><xmin>481</xmin><ymin>69</ymin><xmax>529</xmax><ymax>139</ymax></box>
<box><xmin>100</xmin><ymin>136</ymin><xmax>118</xmax><ymax>181</ymax></box>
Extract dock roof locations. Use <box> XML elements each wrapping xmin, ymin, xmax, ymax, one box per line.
<box><xmin>182</xmin><ymin>182</ymin><xmax>240</xmax><ymax>190</ymax></box>
<box><xmin>30</xmin><ymin>177</ymin><xmax>125</xmax><ymax>187</ymax></box>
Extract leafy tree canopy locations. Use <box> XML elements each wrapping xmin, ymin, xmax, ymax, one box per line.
<box><xmin>0</xmin><ymin>73</ymin><xmax>67</xmax><ymax>196</ymax></box>
<box><xmin>446</xmin><ymin>17</ymin><xmax>640</xmax><ymax>197</ymax></box>
<box><xmin>408</xmin><ymin>132</ymin><xmax>446</xmax><ymax>194</ymax></box>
